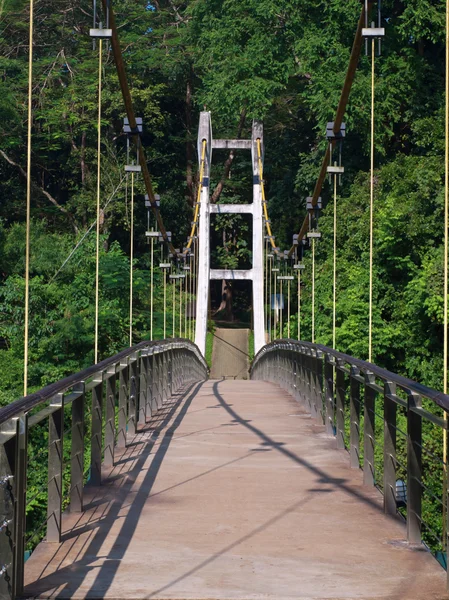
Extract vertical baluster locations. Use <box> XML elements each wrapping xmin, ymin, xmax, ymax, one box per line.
<box><xmin>90</xmin><ymin>379</ymin><xmax>103</xmax><ymax>486</ymax></box>
<box><xmin>350</xmin><ymin>367</ymin><xmax>361</xmax><ymax>469</ymax></box>
<box><xmin>13</xmin><ymin>413</ymin><xmax>27</xmax><ymax>597</ymax></box>
<box><xmin>104</xmin><ymin>369</ymin><xmax>116</xmax><ymax>467</ymax></box>
<box><xmin>383</xmin><ymin>380</ymin><xmax>397</xmax><ymax>515</ymax></box>
<box><xmin>0</xmin><ymin>419</ymin><xmax>16</xmax><ymax>600</ymax></box>
<box><xmin>117</xmin><ymin>363</ymin><xmax>128</xmax><ymax>448</ymax></box>
<box><xmin>47</xmin><ymin>394</ymin><xmax>64</xmax><ymax>542</ymax></box>
<box><xmin>316</xmin><ymin>349</ymin><xmax>324</xmax><ymax>423</ymax></box>
<box><xmin>324</xmin><ymin>355</ymin><xmax>334</xmax><ymax>435</ymax></box>
<box><xmin>128</xmin><ymin>357</ymin><xmax>138</xmax><ymax>436</ymax></box>
<box><xmin>407</xmin><ymin>392</ymin><xmax>422</xmax><ymax>544</ymax></box>
<box><xmin>71</xmin><ymin>382</ymin><xmax>85</xmax><ymax>510</ymax></box>
<box><xmin>363</xmin><ymin>371</ymin><xmax>376</xmax><ymax>487</ymax></box>
<box><xmin>138</xmin><ymin>354</ymin><xmax>147</xmax><ymax>425</ymax></box>
<box><xmin>335</xmin><ymin>362</ymin><xmax>346</xmax><ymax>449</ymax></box>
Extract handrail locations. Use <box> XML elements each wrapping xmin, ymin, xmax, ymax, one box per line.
<box><xmin>0</xmin><ymin>338</ymin><xmax>208</xmax><ymax>598</ymax></box>
<box><xmin>251</xmin><ymin>339</ymin><xmax>449</xmax><ymax>413</ymax></box>
<box><xmin>251</xmin><ymin>338</ymin><xmax>449</xmax><ymax>583</ymax></box>
<box><xmin>0</xmin><ymin>339</ymin><xmax>207</xmax><ymax>427</ymax></box>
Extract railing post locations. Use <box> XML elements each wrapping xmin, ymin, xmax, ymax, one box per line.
<box><xmin>315</xmin><ymin>350</ymin><xmax>324</xmax><ymax>423</ymax></box>
<box><xmin>309</xmin><ymin>350</ymin><xmax>318</xmax><ymax>419</ymax></box>
<box><xmin>0</xmin><ymin>420</ymin><xmax>16</xmax><ymax>600</ymax></box>
<box><xmin>47</xmin><ymin>393</ymin><xmax>64</xmax><ymax>542</ymax></box>
<box><xmin>104</xmin><ymin>368</ymin><xmax>116</xmax><ymax>467</ymax></box>
<box><xmin>117</xmin><ymin>362</ymin><xmax>128</xmax><ymax>448</ymax></box>
<box><xmin>13</xmin><ymin>413</ymin><xmax>27</xmax><ymax>598</ymax></box>
<box><xmin>335</xmin><ymin>362</ymin><xmax>345</xmax><ymax>449</ymax></box>
<box><xmin>138</xmin><ymin>354</ymin><xmax>147</xmax><ymax>425</ymax></box>
<box><xmin>349</xmin><ymin>367</ymin><xmax>361</xmax><ymax>469</ymax></box>
<box><xmin>407</xmin><ymin>393</ymin><xmax>422</xmax><ymax>544</ymax></box>
<box><xmin>363</xmin><ymin>371</ymin><xmax>375</xmax><ymax>487</ymax></box>
<box><xmin>146</xmin><ymin>350</ymin><xmax>153</xmax><ymax>418</ymax></box>
<box><xmin>383</xmin><ymin>380</ymin><xmax>397</xmax><ymax>515</ymax></box>
<box><xmin>324</xmin><ymin>355</ymin><xmax>334</xmax><ymax>435</ymax></box>
<box><xmin>90</xmin><ymin>378</ymin><xmax>103</xmax><ymax>486</ymax></box>
<box><xmin>70</xmin><ymin>382</ymin><xmax>85</xmax><ymax>511</ymax></box>
<box><xmin>128</xmin><ymin>356</ymin><xmax>138</xmax><ymax>436</ymax></box>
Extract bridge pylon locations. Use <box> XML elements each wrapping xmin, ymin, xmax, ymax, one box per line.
<box><xmin>194</xmin><ymin>112</ymin><xmax>265</xmax><ymax>357</ymax></box>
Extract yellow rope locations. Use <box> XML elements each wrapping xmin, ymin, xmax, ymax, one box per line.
<box><xmin>24</xmin><ymin>0</ymin><xmax>34</xmax><ymax>396</ymax></box>
<box><xmin>257</xmin><ymin>139</ymin><xmax>278</xmax><ymax>254</ymax></box>
<box><xmin>150</xmin><ymin>233</ymin><xmax>154</xmax><ymax>341</ymax></box>
<box><xmin>179</xmin><ymin>276</ymin><xmax>182</xmax><ymax>337</ymax></box>
<box><xmin>184</xmin><ymin>141</ymin><xmax>206</xmax><ymax>254</ymax></box>
<box><xmin>297</xmin><ymin>269</ymin><xmax>301</xmax><ymax>341</ymax></box>
<box><xmin>368</xmin><ymin>38</ymin><xmax>375</xmax><ymax>363</ymax></box>
<box><xmin>333</xmin><ymin>172</ymin><xmax>337</xmax><ymax>350</ymax></box>
<box><xmin>268</xmin><ymin>255</ymin><xmax>272</xmax><ymax>341</ymax></box>
<box><xmin>163</xmin><ymin>269</ymin><xmax>167</xmax><ymax>339</ymax></box>
<box><xmin>280</xmin><ymin>279</ymin><xmax>283</xmax><ymax>337</ymax></box>
<box><xmin>94</xmin><ymin>38</ymin><xmax>103</xmax><ymax>362</ymax></box>
<box><xmin>172</xmin><ymin>274</ymin><xmax>175</xmax><ymax>338</ymax></box>
<box><xmin>443</xmin><ymin>0</ymin><xmax>449</xmax><ymax>549</ymax></box>
<box><xmin>129</xmin><ymin>171</ymin><xmax>134</xmax><ymax>347</ymax></box>
<box><xmin>312</xmin><ymin>238</ymin><xmax>316</xmax><ymax>344</ymax></box>
<box><xmin>273</xmin><ymin>267</ymin><xmax>277</xmax><ymax>339</ymax></box>
<box><xmin>185</xmin><ymin>268</ymin><xmax>188</xmax><ymax>338</ymax></box>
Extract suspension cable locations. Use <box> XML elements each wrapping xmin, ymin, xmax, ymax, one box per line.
<box><xmin>172</xmin><ymin>273</ymin><xmax>175</xmax><ymax>338</ymax></box>
<box><xmin>179</xmin><ymin>276</ymin><xmax>183</xmax><ymax>337</ymax></box>
<box><xmin>287</xmin><ymin>277</ymin><xmax>291</xmax><ymax>338</ymax></box>
<box><xmin>150</xmin><ymin>227</ymin><xmax>154</xmax><ymax>341</ymax></box>
<box><xmin>368</xmin><ymin>38</ymin><xmax>375</xmax><ymax>363</ymax></box>
<box><xmin>312</xmin><ymin>238</ymin><xmax>316</xmax><ymax>344</ymax></box>
<box><xmin>443</xmin><ymin>0</ymin><xmax>449</xmax><ymax>550</ymax></box>
<box><xmin>94</xmin><ymin>38</ymin><xmax>103</xmax><ymax>363</ymax></box>
<box><xmin>129</xmin><ymin>171</ymin><xmax>134</xmax><ymax>347</ymax></box>
<box><xmin>333</xmin><ymin>172</ymin><xmax>338</xmax><ymax>350</ymax></box>
<box><xmin>24</xmin><ymin>0</ymin><xmax>34</xmax><ymax>396</ymax></box>
<box><xmin>297</xmin><ymin>267</ymin><xmax>301</xmax><ymax>341</ymax></box>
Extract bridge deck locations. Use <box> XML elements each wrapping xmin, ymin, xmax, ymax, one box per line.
<box><xmin>24</xmin><ymin>380</ymin><xmax>446</xmax><ymax>599</ymax></box>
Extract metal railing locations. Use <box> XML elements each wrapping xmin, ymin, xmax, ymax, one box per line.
<box><xmin>251</xmin><ymin>339</ymin><xmax>449</xmax><ymax>584</ymax></box>
<box><xmin>0</xmin><ymin>339</ymin><xmax>207</xmax><ymax>599</ymax></box>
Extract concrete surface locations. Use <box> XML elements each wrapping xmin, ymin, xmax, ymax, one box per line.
<box><xmin>23</xmin><ymin>380</ymin><xmax>447</xmax><ymax>600</ymax></box>
<box><xmin>210</xmin><ymin>329</ymin><xmax>249</xmax><ymax>380</ymax></box>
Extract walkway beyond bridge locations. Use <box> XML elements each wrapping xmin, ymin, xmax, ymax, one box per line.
<box><xmin>24</xmin><ymin>379</ymin><xmax>445</xmax><ymax>599</ymax></box>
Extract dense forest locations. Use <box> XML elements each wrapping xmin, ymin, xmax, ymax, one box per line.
<box><xmin>0</xmin><ymin>0</ymin><xmax>446</xmax><ymax>406</ymax></box>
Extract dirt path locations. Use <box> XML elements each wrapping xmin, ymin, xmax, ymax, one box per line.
<box><xmin>210</xmin><ymin>328</ymin><xmax>249</xmax><ymax>379</ymax></box>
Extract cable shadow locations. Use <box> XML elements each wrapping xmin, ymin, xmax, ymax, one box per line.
<box><xmin>211</xmin><ymin>380</ymin><xmax>396</xmax><ymax>516</ymax></box>
<box><xmin>144</xmin><ymin>494</ymin><xmax>313</xmax><ymax>599</ymax></box>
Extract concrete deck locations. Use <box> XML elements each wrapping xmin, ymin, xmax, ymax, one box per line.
<box><xmin>24</xmin><ymin>380</ymin><xmax>447</xmax><ymax>599</ymax></box>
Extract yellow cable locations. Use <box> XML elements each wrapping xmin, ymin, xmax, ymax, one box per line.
<box><xmin>95</xmin><ymin>39</ymin><xmax>103</xmax><ymax>362</ymax></box>
<box><xmin>312</xmin><ymin>238</ymin><xmax>315</xmax><ymax>344</ymax></box>
<box><xmin>280</xmin><ymin>279</ymin><xmax>283</xmax><ymax>337</ymax></box>
<box><xmin>129</xmin><ymin>171</ymin><xmax>134</xmax><ymax>347</ymax></box>
<box><xmin>268</xmin><ymin>255</ymin><xmax>272</xmax><ymax>341</ymax></box>
<box><xmin>163</xmin><ymin>269</ymin><xmax>167</xmax><ymax>339</ymax></box>
<box><xmin>150</xmin><ymin>233</ymin><xmax>154</xmax><ymax>341</ymax></box>
<box><xmin>443</xmin><ymin>0</ymin><xmax>449</xmax><ymax>550</ymax></box>
<box><xmin>273</xmin><ymin>267</ymin><xmax>277</xmax><ymax>339</ymax></box>
<box><xmin>185</xmin><ymin>141</ymin><xmax>206</xmax><ymax>254</ymax></box>
<box><xmin>287</xmin><ymin>279</ymin><xmax>291</xmax><ymax>338</ymax></box>
<box><xmin>24</xmin><ymin>0</ymin><xmax>34</xmax><ymax>395</ymax></box>
<box><xmin>368</xmin><ymin>38</ymin><xmax>375</xmax><ymax>363</ymax></box>
<box><xmin>297</xmin><ymin>269</ymin><xmax>301</xmax><ymax>341</ymax></box>
<box><xmin>172</xmin><ymin>274</ymin><xmax>175</xmax><ymax>338</ymax></box>
<box><xmin>185</xmin><ymin>268</ymin><xmax>188</xmax><ymax>338</ymax></box>
<box><xmin>179</xmin><ymin>276</ymin><xmax>182</xmax><ymax>337</ymax></box>
<box><xmin>333</xmin><ymin>173</ymin><xmax>337</xmax><ymax>350</ymax></box>
<box><xmin>265</xmin><ymin>238</ymin><xmax>268</xmax><ymax>340</ymax></box>
<box><xmin>257</xmin><ymin>139</ymin><xmax>278</xmax><ymax>254</ymax></box>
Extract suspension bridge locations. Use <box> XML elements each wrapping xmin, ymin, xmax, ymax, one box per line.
<box><xmin>1</xmin><ymin>0</ymin><xmax>449</xmax><ymax>598</ymax></box>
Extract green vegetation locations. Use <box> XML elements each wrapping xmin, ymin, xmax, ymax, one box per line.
<box><xmin>0</xmin><ymin>0</ymin><xmax>448</xmax><ymax>558</ymax></box>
